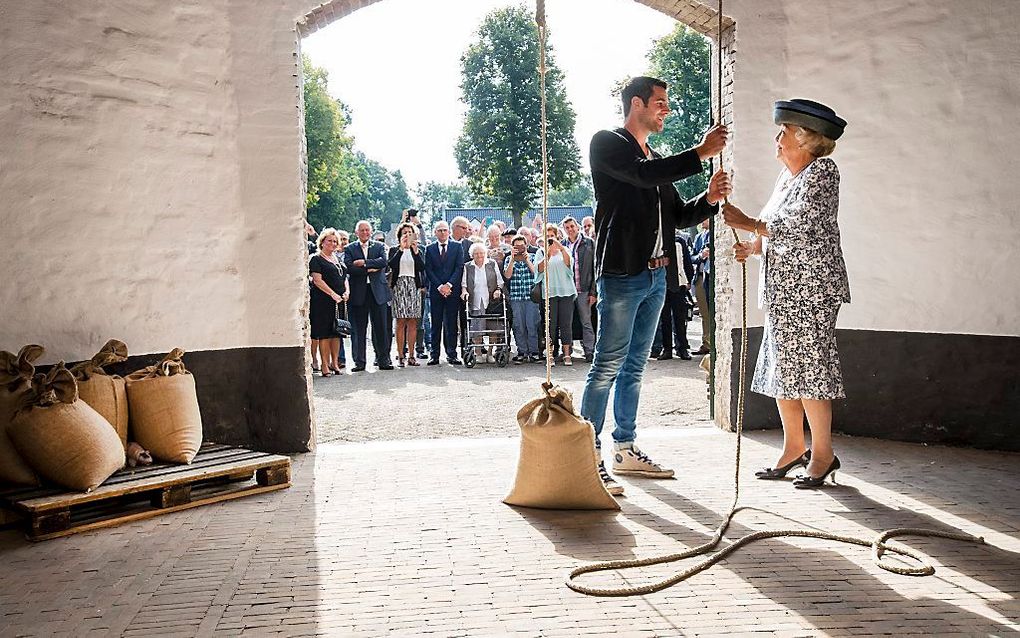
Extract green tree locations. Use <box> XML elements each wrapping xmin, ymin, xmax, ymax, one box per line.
<box><xmin>345</xmin><ymin>152</ymin><xmax>413</xmax><ymax>230</ymax></box>
<box><xmin>415</xmin><ymin>181</ymin><xmax>471</xmax><ymax>225</ymax></box>
<box><xmin>303</xmin><ymin>55</ymin><xmax>369</xmax><ymax>232</ymax></box>
<box><xmin>645</xmin><ymin>24</ymin><xmax>712</xmax><ymax>199</ymax></box>
<box><xmin>547</xmin><ymin>173</ymin><xmax>594</xmax><ymax>207</ymax></box>
<box><xmin>309</xmin><ymin>151</ymin><xmax>366</xmax><ymax>233</ymax></box>
<box><xmin>455</xmin><ymin>5</ymin><xmax>582</xmax><ymax>227</ymax></box>
<box><xmin>303</xmin><ymin>55</ymin><xmax>356</xmax><ymax>211</ymax></box>
<box><xmin>303</xmin><ymin>56</ymin><xmax>412</xmax><ymax>234</ymax></box>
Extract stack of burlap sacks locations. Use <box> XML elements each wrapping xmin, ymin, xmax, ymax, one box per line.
<box><xmin>0</xmin><ymin>341</ymin><xmax>203</xmax><ymax>492</ymax></box>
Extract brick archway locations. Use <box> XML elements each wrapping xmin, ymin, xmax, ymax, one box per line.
<box><xmin>295</xmin><ymin>0</ymin><xmax>740</xmax><ymax>430</ymax></box>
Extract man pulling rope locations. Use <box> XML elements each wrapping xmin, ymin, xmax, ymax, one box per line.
<box><xmin>581</xmin><ymin>77</ymin><xmax>730</xmax><ymax>496</ymax></box>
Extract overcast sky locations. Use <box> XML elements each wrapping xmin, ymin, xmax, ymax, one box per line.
<box><xmin>301</xmin><ymin>0</ymin><xmax>677</xmax><ymax>188</ymax></box>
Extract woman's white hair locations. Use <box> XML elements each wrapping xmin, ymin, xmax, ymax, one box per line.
<box><xmin>792</xmin><ymin>125</ymin><xmax>837</xmax><ymax>158</ymax></box>
<box><xmin>469</xmin><ymin>241</ymin><xmax>488</xmax><ymax>258</ymax></box>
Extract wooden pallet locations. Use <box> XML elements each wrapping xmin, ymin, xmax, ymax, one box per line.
<box><xmin>0</xmin><ymin>443</ymin><xmax>291</xmax><ymax>541</ymax></box>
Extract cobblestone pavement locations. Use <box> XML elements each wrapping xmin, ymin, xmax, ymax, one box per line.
<box><xmin>2</xmin><ymin>427</ymin><xmax>1018</xmax><ymax>636</ymax></box>
<box><xmin>314</xmin><ymin>323</ymin><xmax>711</xmax><ymax>443</ymax></box>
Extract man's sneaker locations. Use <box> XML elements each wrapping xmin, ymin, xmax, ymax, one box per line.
<box><xmin>612</xmin><ymin>445</ymin><xmax>675</xmax><ymax>478</ymax></box>
<box><xmin>512</xmin><ymin>354</ymin><xmax>527</xmax><ymax>364</ymax></box>
<box><xmin>598</xmin><ymin>461</ymin><xmax>625</xmax><ymax>496</ymax></box>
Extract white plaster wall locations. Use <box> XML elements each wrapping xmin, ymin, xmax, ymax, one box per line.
<box><xmin>0</xmin><ymin>1</ymin><xmax>311</xmax><ymax>362</ymax></box>
<box><xmin>723</xmin><ymin>0</ymin><xmax>1020</xmax><ymax>337</ymax></box>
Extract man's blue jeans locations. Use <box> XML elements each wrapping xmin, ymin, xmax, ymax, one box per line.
<box><xmin>509</xmin><ymin>298</ymin><xmax>540</xmax><ymax>356</ymax></box>
<box><xmin>580</xmin><ymin>268</ymin><xmax>666</xmax><ymax>448</ymax></box>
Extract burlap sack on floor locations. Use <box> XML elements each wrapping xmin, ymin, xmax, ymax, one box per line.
<box><xmin>9</xmin><ymin>362</ymin><xmax>124</xmax><ymax>492</ymax></box>
<box><xmin>504</xmin><ymin>384</ymin><xmax>620</xmax><ymax>511</ymax></box>
<box><xmin>70</xmin><ymin>339</ymin><xmax>130</xmax><ymax>449</ymax></box>
<box><xmin>0</xmin><ymin>346</ymin><xmax>42</xmax><ymax>486</ymax></box>
<box><xmin>126</xmin><ymin>348</ymin><xmax>202</xmax><ymax>464</ymax></box>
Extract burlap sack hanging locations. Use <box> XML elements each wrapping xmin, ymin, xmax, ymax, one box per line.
<box><xmin>9</xmin><ymin>361</ymin><xmax>124</xmax><ymax>492</ymax></box>
<box><xmin>70</xmin><ymin>339</ymin><xmax>129</xmax><ymax>449</ymax></box>
<box><xmin>125</xmin><ymin>348</ymin><xmax>202</xmax><ymax>464</ymax></box>
<box><xmin>0</xmin><ymin>346</ymin><xmax>42</xmax><ymax>486</ymax></box>
<box><xmin>504</xmin><ymin>384</ymin><xmax>620</xmax><ymax>511</ymax></box>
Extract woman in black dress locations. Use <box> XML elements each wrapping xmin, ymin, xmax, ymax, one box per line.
<box><xmin>309</xmin><ymin>228</ymin><xmax>350</xmax><ymax>377</ymax></box>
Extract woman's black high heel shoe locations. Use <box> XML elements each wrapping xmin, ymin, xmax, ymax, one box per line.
<box><xmin>755</xmin><ymin>450</ymin><xmax>811</xmax><ymax>480</ymax></box>
<box><xmin>793</xmin><ymin>456</ymin><xmax>840</xmax><ymax>489</ymax></box>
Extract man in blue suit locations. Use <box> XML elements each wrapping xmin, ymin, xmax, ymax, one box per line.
<box><xmin>343</xmin><ymin>220</ymin><xmax>393</xmax><ymax>371</ymax></box>
<box><xmin>423</xmin><ymin>220</ymin><xmax>464</xmax><ymax>365</ymax></box>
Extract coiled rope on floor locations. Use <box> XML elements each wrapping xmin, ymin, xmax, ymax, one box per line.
<box><xmin>541</xmin><ymin>0</ymin><xmax>984</xmax><ymax>597</ymax></box>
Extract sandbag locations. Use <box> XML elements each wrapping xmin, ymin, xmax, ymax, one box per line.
<box><xmin>0</xmin><ymin>346</ymin><xmax>42</xmax><ymax>486</ymax></box>
<box><xmin>70</xmin><ymin>340</ymin><xmax>130</xmax><ymax>448</ymax></box>
<box><xmin>504</xmin><ymin>384</ymin><xmax>620</xmax><ymax>511</ymax></box>
<box><xmin>8</xmin><ymin>362</ymin><xmax>124</xmax><ymax>492</ymax></box>
<box><xmin>77</xmin><ymin>376</ymin><xmax>128</xmax><ymax>447</ymax></box>
<box><xmin>126</xmin><ymin>349</ymin><xmax>202</xmax><ymax>464</ymax></box>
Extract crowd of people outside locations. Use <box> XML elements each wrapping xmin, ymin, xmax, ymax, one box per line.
<box><xmin>305</xmin><ymin>208</ymin><xmax>712</xmax><ymax>375</ymax></box>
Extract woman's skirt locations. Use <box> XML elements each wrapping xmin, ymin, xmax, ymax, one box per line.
<box><xmin>751</xmin><ymin>300</ymin><xmax>845</xmax><ymax>400</ymax></box>
<box><xmin>392</xmin><ymin>276</ymin><xmax>422</xmax><ymax>319</ymax></box>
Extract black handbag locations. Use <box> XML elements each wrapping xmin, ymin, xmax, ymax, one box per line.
<box><xmin>485</xmin><ymin>296</ymin><xmax>505</xmax><ymax>315</ymax></box>
<box><xmin>529</xmin><ymin>280</ymin><xmax>543</xmax><ymax>304</ymax></box>
<box><xmin>334</xmin><ymin>303</ymin><xmax>352</xmax><ymax>337</ymax></box>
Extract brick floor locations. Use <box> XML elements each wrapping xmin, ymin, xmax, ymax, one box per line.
<box><xmin>2</xmin><ymin>424</ymin><xmax>1018</xmax><ymax>636</ymax></box>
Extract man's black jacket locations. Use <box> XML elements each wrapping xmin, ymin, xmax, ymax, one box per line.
<box><xmin>590</xmin><ymin>127</ymin><xmax>717</xmax><ymax>277</ymax></box>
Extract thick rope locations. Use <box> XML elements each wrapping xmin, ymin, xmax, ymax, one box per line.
<box><xmin>537</xmin><ymin>10</ymin><xmax>552</xmax><ymax>388</ymax></box>
<box><xmin>564</xmin><ymin>0</ymin><xmax>982</xmax><ymax>597</ymax></box>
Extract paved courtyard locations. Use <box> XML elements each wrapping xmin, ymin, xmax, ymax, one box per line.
<box><xmin>313</xmin><ymin>322</ymin><xmax>711</xmax><ymax>443</ymax></box>
<box><xmin>2</xmin><ymin>419</ymin><xmax>1018</xmax><ymax>636</ymax></box>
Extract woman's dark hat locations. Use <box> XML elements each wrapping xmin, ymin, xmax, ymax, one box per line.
<box><xmin>773</xmin><ymin>99</ymin><xmax>846</xmax><ymax>140</ymax></box>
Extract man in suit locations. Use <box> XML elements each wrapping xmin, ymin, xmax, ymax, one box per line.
<box><xmin>424</xmin><ymin>221</ymin><xmax>465</xmax><ymax>365</ymax></box>
<box><xmin>450</xmin><ymin>215</ymin><xmax>474</xmax><ymax>262</ymax></box>
<box><xmin>450</xmin><ymin>215</ymin><xmax>473</xmax><ymax>349</ymax></box>
<box><xmin>582</xmin><ymin>75</ymin><xmax>729</xmax><ymax>496</ymax></box>
<box><xmin>562</xmin><ymin>216</ymin><xmax>597</xmax><ymax>362</ymax></box>
<box><xmin>651</xmin><ymin>233</ymin><xmax>696</xmax><ymax>360</ymax></box>
<box><xmin>343</xmin><ymin>220</ymin><xmax>393</xmax><ymax>372</ymax></box>
<box><xmin>691</xmin><ymin>219</ymin><xmax>712</xmax><ymax>355</ymax></box>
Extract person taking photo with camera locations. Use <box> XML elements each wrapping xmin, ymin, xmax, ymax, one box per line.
<box><xmin>503</xmin><ymin>234</ymin><xmax>541</xmax><ymax>363</ymax></box>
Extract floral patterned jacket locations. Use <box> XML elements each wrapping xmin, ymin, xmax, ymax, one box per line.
<box><xmin>758</xmin><ymin>157</ymin><xmax>851</xmax><ymax>308</ymax></box>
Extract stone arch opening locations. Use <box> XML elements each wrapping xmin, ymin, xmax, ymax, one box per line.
<box><xmin>293</xmin><ymin>0</ymin><xmax>739</xmax><ymax>442</ymax></box>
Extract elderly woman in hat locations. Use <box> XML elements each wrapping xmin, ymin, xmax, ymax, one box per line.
<box><xmin>722</xmin><ymin>99</ymin><xmax>850</xmax><ymax>489</ymax></box>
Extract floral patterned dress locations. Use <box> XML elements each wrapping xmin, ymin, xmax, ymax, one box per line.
<box><xmin>751</xmin><ymin>157</ymin><xmax>851</xmax><ymax>400</ymax></box>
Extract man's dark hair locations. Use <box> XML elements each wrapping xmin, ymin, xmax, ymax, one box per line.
<box><xmin>622</xmin><ymin>76</ymin><xmax>668</xmax><ymax>117</ymax></box>
<box><xmin>560</xmin><ymin>216</ymin><xmax>578</xmax><ymax>227</ymax></box>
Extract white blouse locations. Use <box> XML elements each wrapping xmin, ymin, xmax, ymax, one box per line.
<box><xmin>470</xmin><ymin>263</ymin><xmax>490</xmax><ymax>312</ymax></box>
<box><xmin>398</xmin><ymin>249</ymin><xmax>415</xmax><ymax>278</ymax></box>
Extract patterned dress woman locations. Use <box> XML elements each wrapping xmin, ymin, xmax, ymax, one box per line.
<box><xmin>753</xmin><ymin>157</ymin><xmax>850</xmax><ymax>400</ymax></box>
<box><xmin>723</xmin><ymin>98</ymin><xmax>850</xmax><ymax>488</ymax></box>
